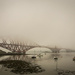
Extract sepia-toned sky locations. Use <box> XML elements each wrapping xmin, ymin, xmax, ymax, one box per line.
<box><xmin>0</xmin><ymin>0</ymin><xmax>75</xmax><ymax>49</ymax></box>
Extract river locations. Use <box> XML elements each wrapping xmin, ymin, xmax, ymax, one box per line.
<box><xmin>0</xmin><ymin>52</ymin><xmax>75</xmax><ymax>75</ymax></box>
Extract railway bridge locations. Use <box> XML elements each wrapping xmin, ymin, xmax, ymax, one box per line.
<box><xmin>0</xmin><ymin>39</ymin><xmax>73</xmax><ymax>54</ymax></box>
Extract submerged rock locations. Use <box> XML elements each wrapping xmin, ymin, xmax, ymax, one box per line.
<box><xmin>57</xmin><ymin>70</ymin><xmax>75</xmax><ymax>75</ymax></box>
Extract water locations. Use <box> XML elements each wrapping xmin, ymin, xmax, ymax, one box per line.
<box><xmin>0</xmin><ymin>52</ymin><xmax>75</xmax><ymax>75</ymax></box>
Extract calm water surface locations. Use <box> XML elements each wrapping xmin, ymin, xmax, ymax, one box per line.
<box><xmin>0</xmin><ymin>52</ymin><xmax>75</xmax><ymax>75</ymax></box>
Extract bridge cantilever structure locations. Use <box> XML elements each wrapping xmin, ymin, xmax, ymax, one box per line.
<box><xmin>0</xmin><ymin>39</ymin><xmax>40</xmax><ymax>54</ymax></box>
<box><xmin>0</xmin><ymin>38</ymin><xmax>72</xmax><ymax>54</ymax></box>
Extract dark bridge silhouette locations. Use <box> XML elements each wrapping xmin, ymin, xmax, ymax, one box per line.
<box><xmin>0</xmin><ymin>39</ymin><xmax>74</xmax><ymax>54</ymax></box>
<box><xmin>0</xmin><ymin>39</ymin><xmax>40</xmax><ymax>54</ymax></box>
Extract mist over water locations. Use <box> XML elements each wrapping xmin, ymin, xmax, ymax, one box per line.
<box><xmin>0</xmin><ymin>50</ymin><xmax>75</xmax><ymax>75</ymax></box>
<box><xmin>0</xmin><ymin>0</ymin><xmax>75</xmax><ymax>75</ymax></box>
<box><xmin>0</xmin><ymin>0</ymin><xmax>75</xmax><ymax>49</ymax></box>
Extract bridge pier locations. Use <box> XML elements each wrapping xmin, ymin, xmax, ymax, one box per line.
<box><xmin>52</xmin><ymin>51</ymin><xmax>60</xmax><ymax>53</ymax></box>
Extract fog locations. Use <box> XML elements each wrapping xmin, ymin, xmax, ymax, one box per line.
<box><xmin>0</xmin><ymin>0</ymin><xmax>75</xmax><ymax>49</ymax></box>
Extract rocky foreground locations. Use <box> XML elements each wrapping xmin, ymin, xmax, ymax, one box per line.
<box><xmin>57</xmin><ymin>69</ymin><xmax>75</xmax><ymax>75</ymax></box>
<box><xmin>0</xmin><ymin>60</ymin><xmax>45</xmax><ymax>74</ymax></box>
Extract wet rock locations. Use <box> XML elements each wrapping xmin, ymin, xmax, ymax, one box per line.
<box><xmin>58</xmin><ymin>70</ymin><xmax>64</xmax><ymax>75</ymax></box>
<box><xmin>65</xmin><ymin>70</ymin><xmax>70</xmax><ymax>73</ymax></box>
<box><xmin>5</xmin><ymin>69</ymin><xmax>8</xmax><ymax>71</ymax></box>
<box><xmin>57</xmin><ymin>70</ymin><xmax>75</xmax><ymax>75</ymax></box>
<box><xmin>0</xmin><ymin>60</ymin><xmax>45</xmax><ymax>74</ymax></box>
<box><xmin>71</xmin><ymin>71</ymin><xmax>75</xmax><ymax>75</ymax></box>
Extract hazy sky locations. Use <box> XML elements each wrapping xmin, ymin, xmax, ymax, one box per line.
<box><xmin>0</xmin><ymin>0</ymin><xmax>75</xmax><ymax>49</ymax></box>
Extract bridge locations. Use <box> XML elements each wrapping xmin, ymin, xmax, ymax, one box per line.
<box><xmin>41</xmin><ymin>46</ymin><xmax>61</xmax><ymax>53</ymax></box>
<box><xmin>0</xmin><ymin>38</ymin><xmax>74</xmax><ymax>54</ymax></box>
<box><xmin>0</xmin><ymin>38</ymin><xmax>40</xmax><ymax>54</ymax></box>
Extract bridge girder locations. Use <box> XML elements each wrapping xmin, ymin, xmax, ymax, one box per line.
<box><xmin>0</xmin><ymin>39</ymin><xmax>73</xmax><ymax>53</ymax></box>
<box><xmin>0</xmin><ymin>38</ymin><xmax>39</xmax><ymax>54</ymax></box>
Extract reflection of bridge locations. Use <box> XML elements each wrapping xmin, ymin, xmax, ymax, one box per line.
<box><xmin>0</xmin><ymin>39</ymin><xmax>74</xmax><ymax>54</ymax></box>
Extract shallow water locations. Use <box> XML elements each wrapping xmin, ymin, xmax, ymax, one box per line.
<box><xmin>0</xmin><ymin>52</ymin><xmax>75</xmax><ymax>75</ymax></box>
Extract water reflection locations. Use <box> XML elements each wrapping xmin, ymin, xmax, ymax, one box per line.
<box><xmin>0</xmin><ymin>53</ymin><xmax>75</xmax><ymax>75</ymax></box>
<box><xmin>53</xmin><ymin>54</ymin><xmax>75</xmax><ymax>75</ymax></box>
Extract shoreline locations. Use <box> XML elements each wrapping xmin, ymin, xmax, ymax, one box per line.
<box><xmin>0</xmin><ymin>53</ymin><xmax>38</xmax><ymax>56</ymax></box>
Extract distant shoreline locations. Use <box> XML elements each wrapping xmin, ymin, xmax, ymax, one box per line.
<box><xmin>0</xmin><ymin>53</ymin><xmax>38</xmax><ymax>56</ymax></box>
<box><xmin>0</xmin><ymin>53</ymin><xmax>26</xmax><ymax>56</ymax></box>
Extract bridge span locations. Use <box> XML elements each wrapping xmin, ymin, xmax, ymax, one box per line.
<box><xmin>0</xmin><ymin>39</ymin><xmax>74</xmax><ymax>54</ymax></box>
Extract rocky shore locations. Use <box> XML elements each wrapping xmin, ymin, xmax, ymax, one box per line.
<box><xmin>0</xmin><ymin>60</ymin><xmax>45</xmax><ymax>74</ymax></box>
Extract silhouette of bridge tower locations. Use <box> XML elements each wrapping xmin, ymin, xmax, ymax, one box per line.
<box><xmin>49</xmin><ymin>46</ymin><xmax>60</xmax><ymax>53</ymax></box>
<box><xmin>40</xmin><ymin>45</ymin><xmax>61</xmax><ymax>53</ymax></box>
